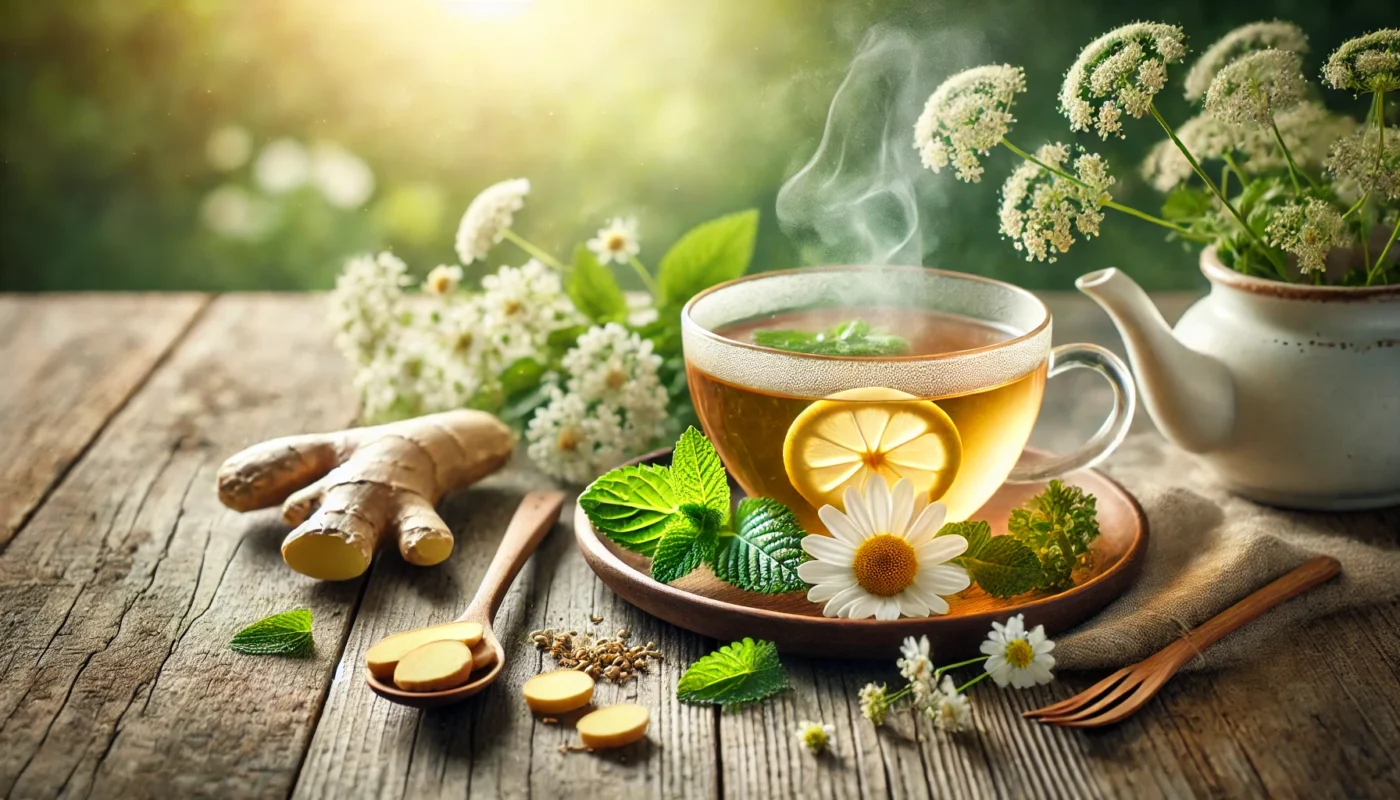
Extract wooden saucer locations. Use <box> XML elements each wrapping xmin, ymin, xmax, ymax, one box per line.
<box><xmin>574</xmin><ymin>448</ymin><xmax>1147</xmax><ymax>660</ymax></box>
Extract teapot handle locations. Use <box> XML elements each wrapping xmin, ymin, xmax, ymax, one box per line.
<box><xmin>1007</xmin><ymin>343</ymin><xmax>1136</xmax><ymax>483</ymax></box>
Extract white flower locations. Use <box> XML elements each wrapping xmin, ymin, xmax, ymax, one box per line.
<box><xmin>980</xmin><ymin>614</ymin><xmax>1055</xmax><ymax>689</ymax></box>
<box><xmin>1326</xmin><ymin>125</ymin><xmax>1400</xmax><ymax>201</ymax></box>
<box><xmin>1265</xmin><ymin>199</ymin><xmax>1350</xmax><ymax>274</ymax></box>
<box><xmin>1061</xmin><ymin>23</ymin><xmax>1187</xmax><ymax>139</ymax></box>
<box><xmin>562</xmin><ymin>322</ymin><xmax>668</xmax><ymax>440</ymax></box>
<box><xmin>423</xmin><ymin>265</ymin><xmax>463</xmax><ymax>296</ymax></box>
<box><xmin>415</xmin><ymin>298</ymin><xmax>495</xmax><ymax>414</ymax></box>
<box><xmin>926</xmin><ymin>675</ymin><xmax>972</xmax><ymax>732</ymax></box>
<box><xmin>200</xmin><ymin>184</ymin><xmax>271</xmax><ymax>240</ymax></box>
<box><xmin>1000</xmin><ymin>143</ymin><xmax>1114</xmax><ymax>262</ymax></box>
<box><xmin>914</xmin><ymin>65</ymin><xmax>1027</xmax><ymax>183</ymax></box>
<box><xmin>205</xmin><ymin>125</ymin><xmax>252</xmax><ymax>172</ymax></box>
<box><xmin>454</xmin><ymin>178</ymin><xmax>530</xmax><ymax>264</ymax></box>
<box><xmin>898</xmin><ymin>635</ymin><xmax>933</xmax><ymax>684</ymax></box>
<box><xmin>797</xmin><ymin>476</ymin><xmax>970</xmax><ymax>620</ymax></box>
<box><xmin>587</xmin><ymin>217</ymin><xmax>641</xmax><ymax>265</ymax></box>
<box><xmin>1323</xmin><ymin>29</ymin><xmax>1400</xmax><ymax>93</ymax></box>
<box><xmin>525</xmin><ymin>388</ymin><xmax>628</xmax><ymax>484</ymax></box>
<box><xmin>1184</xmin><ymin>21</ymin><xmax>1309</xmax><ymax>102</ymax></box>
<box><xmin>858</xmin><ymin>682</ymin><xmax>892</xmax><ymax>726</ymax></box>
<box><xmin>253</xmin><ymin>138</ymin><xmax>310</xmax><ymax>194</ymax></box>
<box><xmin>1204</xmin><ymin>50</ymin><xmax>1307</xmax><ymax>126</ymax></box>
<box><xmin>329</xmin><ymin>251</ymin><xmax>409</xmax><ymax>366</ymax></box>
<box><xmin>794</xmin><ymin>721</ymin><xmax>835</xmax><ymax>754</ymax></box>
<box><xmin>310</xmin><ymin>141</ymin><xmax>375</xmax><ymax>209</ymax></box>
<box><xmin>479</xmin><ymin>259</ymin><xmax>581</xmax><ymax>364</ymax></box>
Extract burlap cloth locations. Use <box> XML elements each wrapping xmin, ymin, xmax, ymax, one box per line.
<box><xmin>1055</xmin><ymin>433</ymin><xmax>1400</xmax><ymax>671</ymax></box>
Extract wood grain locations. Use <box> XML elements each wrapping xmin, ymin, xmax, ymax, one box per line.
<box><xmin>0</xmin><ymin>293</ymin><xmax>207</xmax><ymax>550</ymax></box>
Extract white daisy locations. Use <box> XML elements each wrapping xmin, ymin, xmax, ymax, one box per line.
<box><xmin>587</xmin><ymin>217</ymin><xmax>641</xmax><ymax>265</ymax></box>
<box><xmin>926</xmin><ymin>674</ymin><xmax>972</xmax><ymax>732</ymax></box>
<box><xmin>980</xmin><ymin>614</ymin><xmax>1056</xmax><ymax>689</ymax></box>
<box><xmin>794</xmin><ymin>721</ymin><xmax>835</xmax><ymax>754</ymax></box>
<box><xmin>797</xmin><ymin>476</ymin><xmax>970</xmax><ymax>620</ymax></box>
<box><xmin>454</xmin><ymin>177</ymin><xmax>531</xmax><ymax>264</ymax></box>
<box><xmin>423</xmin><ymin>264</ymin><xmax>463</xmax><ymax>296</ymax></box>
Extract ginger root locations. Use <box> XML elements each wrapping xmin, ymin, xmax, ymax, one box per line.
<box><xmin>217</xmin><ymin>410</ymin><xmax>516</xmax><ymax>580</ymax></box>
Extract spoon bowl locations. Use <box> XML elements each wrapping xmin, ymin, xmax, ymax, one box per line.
<box><xmin>365</xmin><ymin>490</ymin><xmax>566</xmax><ymax>709</ymax></box>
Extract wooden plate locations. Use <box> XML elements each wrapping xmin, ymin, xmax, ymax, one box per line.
<box><xmin>574</xmin><ymin>448</ymin><xmax>1147</xmax><ymax>660</ymax></box>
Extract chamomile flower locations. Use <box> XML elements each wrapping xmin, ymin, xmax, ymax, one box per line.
<box><xmin>914</xmin><ymin>65</ymin><xmax>1027</xmax><ymax>183</ymax></box>
<box><xmin>1062</xmin><ymin>23</ymin><xmax>1188</xmax><ymax>139</ymax></box>
<box><xmin>1326</xmin><ymin>125</ymin><xmax>1400</xmax><ymax>201</ymax></box>
<box><xmin>479</xmin><ymin>259</ymin><xmax>581</xmax><ymax>363</ymax></box>
<box><xmin>1000</xmin><ymin>143</ymin><xmax>1114</xmax><ymax>262</ymax></box>
<box><xmin>587</xmin><ymin>217</ymin><xmax>641</xmax><ymax>265</ymax></box>
<box><xmin>980</xmin><ymin>614</ymin><xmax>1055</xmax><ymax>689</ymax></box>
<box><xmin>797</xmin><ymin>476</ymin><xmax>970</xmax><ymax>621</ymax></box>
<box><xmin>423</xmin><ymin>264</ymin><xmax>463</xmax><ymax>296</ymax></box>
<box><xmin>1322</xmin><ymin>29</ymin><xmax>1400</xmax><ymax>93</ymax></box>
<box><xmin>1204</xmin><ymin>49</ymin><xmax>1308</xmax><ymax>126</ymax></box>
<box><xmin>1265</xmin><ymin>199</ymin><xmax>1349</xmax><ymax>274</ymax></box>
<box><xmin>454</xmin><ymin>178</ymin><xmax>531</xmax><ymax>264</ymax></box>
<box><xmin>927</xmin><ymin>675</ymin><xmax>973</xmax><ymax>733</ymax></box>
<box><xmin>898</xmin><ymin>634</ymin><xmax>935</xmax><ymax>708</ymax></box>
<box><xmin>858</xmin><ymin>682</ymin><xmax>892</xmax><ymax>726</ymax></box>
<box><xmin>795</xmin><ymin>721</ymin><xmax>835</xmax><ymax>755</ymax></box>
<box><xmin>1183</xmin><ymin>21</ymin><xmax>1309</xmax><ymax>102</ymax></box>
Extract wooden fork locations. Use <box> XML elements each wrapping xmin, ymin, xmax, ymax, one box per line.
<box><xmin>1024</xmin><ymin>555</ymin><xmax>1341</xmax><ymax>728</ymax></box>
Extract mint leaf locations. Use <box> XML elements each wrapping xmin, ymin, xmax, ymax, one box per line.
<box><xmin>580</xmin><ymin>464</ymin><xmax>678</xmax><ymax>555</ymax></box>
<box><xmin>752</xmin><ymin>318</ymin><xmax>909</xmax><ymax>356</ymax></box>
<box><xmin>937</xmin><ymin>519</ymin><xmax>991</xmax><ymax>554</ymax></box>
<box><xmin>650</xmin><ymin>506</ymin><xmax>721</xmax><ymax>583</ymax></box>
<box><xmin>670</xmin><ymin>426</ymin><xmax>729</xmax><ymax>521</ymax></box>
<box><xmin>656</xmin><ymin>210</ymin><xmax>758</xmax><ymax>309</ymax></box>
<box><xmin>711</xmin><ymin>498</ymin><xmax>809</xmax><ymax>594</ymax></box>
<box><xmin>567</xmin><ymin>244</ymin><xmax>628</xmax><ymax>323</ymax></box>
<box><xmin>677</xmin><ymin>637</ymin><xmax>789</xmax><ymax>707</ymax></box>
<box><xmin>939</xmin><ymin>520</ymin><xmax>1040</xmax><ymax>599</ymax></box>
<box><xmin>230</xmin><ymin>609</ymin><xmax>313</xmax><ymax>655</ymax></box>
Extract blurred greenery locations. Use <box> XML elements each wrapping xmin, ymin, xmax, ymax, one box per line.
<box><xmin>1</xmin><ymin>0</ymin><xmax>1393</xmax><ymax>292</ymax></box>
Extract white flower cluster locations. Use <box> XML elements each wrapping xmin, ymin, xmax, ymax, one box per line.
<box><xmin>1204</xmin><ymin>49</ymin><xmax>1307</xmax><ymax>126</ymax></box>
<box><xmin>1326</xmin><ymin>125</ymin><xmax>1400</xmax><ymax>201</ymax></box>
<box><xmin>914</xmin><ymin>65</ymin><xmax>1027</xmax><ymax>183</ymax></box>
<box><xmin>1183</xmin><ymin>21</ymin><xmax>1308</xmax><ymax>102</ymax></box>
<box><xmin>480</xmin><ymin>259</ymin><xmax>581</xmax><ymax>364</ymax></box>
<box><xmin>1266</xmin><ymin>199</ymin><xmax>1349</xmax><ymax>274</ymax></box>
<box><xmin>329</xmin><ymin>251</ymin><xmax>410</xmax><ymax>366</ymax></box>
<box><xmin>1323</xmin><ymin>29</ymin><xmax>1400</xmax><ymax>93</ymax></box>
<box><xmin>999</xmin><ymin>143</ymin><xmax>1114</xmax><ymax>262</ymax></box>
<box><xmin>1061</xmin><ymin>23</ymin><xmax>1188</xmax><ymax>139</ymax></box>
<box><xmin>455</xmin><ymin>178</ymin><xmax>530</xmax><ymax>264</ymax></box>
<box><xmin>526</xmin><ymin>323</ymin><xmax>668</xmax><ymax>483</ymax></box>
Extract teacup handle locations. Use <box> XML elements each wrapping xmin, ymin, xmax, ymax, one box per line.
<box><xmin>1007</xmin><ymin>343</ymin><xmax>1136</xmax><ymax>483</ymax></box>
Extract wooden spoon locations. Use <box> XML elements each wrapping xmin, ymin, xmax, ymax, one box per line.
<box><xmin>366</xmin><ymin>490</ymin><xmax>566</xmax><ymax>709</ymax></box>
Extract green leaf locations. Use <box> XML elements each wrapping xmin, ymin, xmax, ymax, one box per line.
<box><xmin>656</xmin><ymin>210</ymin><xmax>759</xmax><ymax>310</ymax></box>
<box><xmin>567</xmin><ymin>244</ymin><xmax>628</xmax><ymax>323</ymax></box>
<box><xmin>963</xmin><ymin>539</ymin><xmax>1042</xmax><ymax>599</ymax></box>
<box><xmin>580</xmin><ymin>464</ymin><xmax>678</xmax><ymax>555</ymax></box>
<box><xmin>1161</xmin><ymin>187</ymin><xmax>1213</xmax><ymax>221</ymax></box>
<box><xmin>499</xmin><ymin>357</ymin><xmax>546</xmax><ymax>396</ymax></box>
<box><xmin>670</xmin><ymin>426</ymin><xmax>729</xmax><ymax>520</ymax></box>
<box><xmin>937</xmin><ymin>519</ymin><xmax>991</xmax><ymax>553</ymax></box>
<box><xmin>650</xmin><ymin>505</ymin><xmax>722</xmax><ymax>583</ymax></box>
<box><xmin>230</xmin><ymin>609</ymin><xmax>314</xmax><ymax>656</ymax></box>
<box><xmin>677</xmin><ymin>637</ymin><xmax>789</xmax><ymax>707</ymax></box>
<box><xmin>710</xmin><ymin>497</ymin><xmax>809</xmax><ymax>594</ymax></box>
<box><xmin>1008</xmin><ymin>480</ymin><xmax>1101</xmax><ymax>593</ymax></box>
<box><xmin>751</xmin><ymin>318</ymin><xmax>910</xmax><ymax>356</ymax></box>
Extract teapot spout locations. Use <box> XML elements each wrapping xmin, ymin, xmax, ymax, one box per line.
<box><xmin>1076</xmin><ymin>268</ymin><xmax>1234</xmax><ymax>453</ymax></box>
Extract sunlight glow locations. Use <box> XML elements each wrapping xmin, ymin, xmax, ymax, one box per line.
<box><xmin>441</xmin><ymin>0</ymin><xmax>531</xmax><ymax>21</ymax></box>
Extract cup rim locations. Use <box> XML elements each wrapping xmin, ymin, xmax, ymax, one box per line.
<box><xmin>680</xmin><ymin>264</ymin><xmax>1052</xmax><ymax>362</ymax></box>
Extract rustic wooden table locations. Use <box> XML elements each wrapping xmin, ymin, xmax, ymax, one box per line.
<box><xmin>2</xmin><ymin>293</ymin><xmax>1397</xmax><ymax>800</ymax></box>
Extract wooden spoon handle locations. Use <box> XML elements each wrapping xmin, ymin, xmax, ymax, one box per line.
<box><xmin>458</xmin><ymin>491</ymin><xmax>566</xmax><ymax>624</ymax></box>
<box><xmin>1177</xmin><ymin>555</ymin><xmax>1341</xmax><ymax>656</ymax></box>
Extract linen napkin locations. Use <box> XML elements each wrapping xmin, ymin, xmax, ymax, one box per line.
<box><xmin>1055</xmin><ymin>433</ymin><xmax>1400</xmax><ymax>671</ymax></box>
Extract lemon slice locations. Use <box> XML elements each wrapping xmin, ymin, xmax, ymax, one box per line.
<box><xmin>783</xmin><ymin>387</ymin><xmax>962</xmax><ymax>511</ymax></box>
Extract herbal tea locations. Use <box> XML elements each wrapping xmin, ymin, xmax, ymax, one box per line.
<box><xmin>688</xmin><ymin>307</ymin><xmax>1047</xmax><ymax>530</ymax></box>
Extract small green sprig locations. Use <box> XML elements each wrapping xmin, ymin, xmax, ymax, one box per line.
<box><xmin>753</xmin><ymin>319</ymin><xmax>910</xmax><ymax>357</ymax></box>
<box><xmin>1007</xmin><ymin>479</ymin><xmax>1101</xmax><ymax>592</ymax></box>
<box><xmin>230</xmin><ymin>608</ymin><xmax>314</xmax><ymax>656</ymax></box>
<box><xmin>677</xmin><ymin>637</ymin><xmax>789</xmax><ymax>707</ymax></box>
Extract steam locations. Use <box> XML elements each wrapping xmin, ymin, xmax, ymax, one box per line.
<box><xmin>777</xmin><ymin>26</ymin><xmax>984</xmax><ymax>266</ymax></box>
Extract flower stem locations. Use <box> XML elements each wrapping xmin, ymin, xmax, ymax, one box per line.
<box><xmin>1369</xmin><ymin>216</ymin><xmax>1400</xmax><ymax>286</ymax></box>
<box><xmin>1342</xmin><ymin>189</ymin><xmax>1372</xmax><ymax>221</ymax></box>
<box><xmin>1149</xmin><ymin>103</ymin><xmax>1290</xmax><ymax>281</ymax></box>
<box><xmin>955</xmin><ymin>672</ymin><xmax>992</xmax><ymax>694</ymax></box>
<box><xmin>933</xmin><ymin>657</ymin><xmax>988</xmax><ymax>681</ymax></box>
<box><xmin>502</xmin><ymin>228</ymin><xmax>567</xmax><ymax>271</ymax></box>
<box><xmin>1268</xmin><ymin>116</ymin><xmax>1313</xmax><ymax>192</ymax></box>
<box><xmin>627</xmin><ymin>255</ymin><xmax>661</xmax><ymax>297</ymax></box>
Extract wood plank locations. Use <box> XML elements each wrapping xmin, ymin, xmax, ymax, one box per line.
<box><xmin>293</xmin><ymin>470</ymin><xmax>721</xmax><ymax>799</ymax></box>
<box><xmin>0</xmin><ymin>294</ymin><xmax>364</xmax><ymax>799</ymax></box>
<box><xmin>0</xmin><ymin>293</ymin><xmax>208</xmax><ymax>550</ymax></box>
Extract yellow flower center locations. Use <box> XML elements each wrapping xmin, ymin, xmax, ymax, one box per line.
<box><xmin>605</xmin><ymin>233</ymin><xmax>628</xmax><ymax>252</ymax></box>
<box><xmin>1004</xmin><ymin>638</ymin><xmax>1034</xmax><ymax>669</ymax></box>
<box><xmin>453</xmin><ymin>332</ymin><xmax>474</xmax><ymax>353</ymax></box>
<box><xmin>557</xmin><ymin>427</ymin><xmax>582</xmax><ymax>452</ymax></box>
<box><xmin>429</xmin><ymin>275</ymin><xmax>452</xmax><ymax>294</ymax></box>
<box><xmin>605</xmin><ymin>369</ymin><xmax>627</xmax><ymax>390</ymax></box>
<box><xmin>851</xmin><ymin>534</ymin><xmax>918</xmax><ymax>597</ymax></box>
<box><xmin>503</xmin><ymin>299</ymin><xmax>522</xmax><ymax>316</ymax></box>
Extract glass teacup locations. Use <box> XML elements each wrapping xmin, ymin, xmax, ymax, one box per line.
<box><xmin>681</xmin><ymin>265</ymin><xmax>1134</xmax><ymax>532</ymax></box>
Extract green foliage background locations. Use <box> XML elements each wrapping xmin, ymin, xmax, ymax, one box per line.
<box><xmin>1</xmin><ymin>0</ymin><xmax>1392</xmax><ymax>292</ymax></box>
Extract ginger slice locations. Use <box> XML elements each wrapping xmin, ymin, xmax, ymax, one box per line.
<box><xmin>365</xmin><ymin>621</ymin><xmax>484</xmax><ymax>681</ymax></box>
<box><xmin>577</xmin><ymin>704</ymin><xmax>650</xmax><ymax>749</ymax></box>
<box><xmin>216</xmin><ymin>410</ymin><xmax>516</xmax><ymax>580</ymax></box>
<box><xmin>523</xmin><ymin>669</ymin><xmax>595</xmax><ymax>714</ymax></box>
<box><xmin>393</xmin><ymin>640</ymin><xmax>475</xmax><ymax>692</ymax></box>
